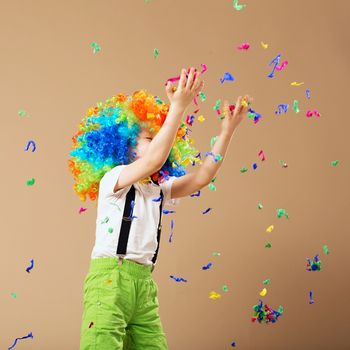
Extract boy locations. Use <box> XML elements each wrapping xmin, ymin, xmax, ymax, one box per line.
<box><xmin>79</xmin><ymin>67</ymin><xmax>251</xmax><ymax>349</ymax></box>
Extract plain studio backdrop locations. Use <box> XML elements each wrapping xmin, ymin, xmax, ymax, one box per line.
<box><xmin>0</xmin><ymin>0</ymin><xmax>349</xmax><ymax>349</ymax></box>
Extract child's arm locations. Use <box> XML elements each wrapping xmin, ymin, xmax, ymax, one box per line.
<box><xmin>114</xmin><ymin>67</ymin><xmax>204</xmax><ymax>192</ymax></box>
<box><xmin>171</xmin><ymin>95</ymin><xmax>253</xmax><ymax>198</ymax></box>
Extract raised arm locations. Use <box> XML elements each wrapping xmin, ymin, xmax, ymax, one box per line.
<box><xmin>114</xmin><ymin>67</ymin><xmax>204</xmax><ymax>192</ymax></box>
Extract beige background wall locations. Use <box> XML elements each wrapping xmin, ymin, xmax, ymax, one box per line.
<box><xmin>1</xmin><ymin>0</ymin><xmax>349</xmax><ymax>349</ymax></box>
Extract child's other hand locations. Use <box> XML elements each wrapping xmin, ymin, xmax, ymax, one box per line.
<box><xmin>165</xmin><ymin>67</ymin><xmax>204</xmax><ymax>110</ymax></box>
<box><xmin>221</xmin><ymin>95</ymin><xmax>253</xmax><ymax>135</ymax></box>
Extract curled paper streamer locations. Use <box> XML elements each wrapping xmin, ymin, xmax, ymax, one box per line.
<box><xmin>26</xmin><ymin>259</ymin><xmax>34</xmax><ymax>273</ymax></box>
<box><xmin>209</xmin><ymin>291</ymin><xmax>221</xmax><ymax>299</ymax></box>
<box><xmin>309</xmin><ymin>291</ymin><xmax>315</xmax><ymax>304</ymax></box>
<box><xmin>8</xmin><ymin>332</ymin><xmax>33</xmax><ymax>350</ymax></box>
<box><xmin>293</xmin><ymin>100</ymin><xmax>300</xmax><ymax>113</ymax></box>
<box><xmin>168</xmin><ymin>219</ymin><xmax>174</xmax><ymax>243</ymax></box>
<box><xmin>170</xmin><ymin>275</ymin><xmax>188</xmax><ymax>282</ymax></box>
<box><xmin>24</xmin><ymin>140</ymin><xmax>36</xmax><ymax>152</ymax></box>
<box><xmin>202</xmin><ymin>262</ymin><xmax>213</xmax><ymax>270</ymax></box>
<box><xmin>233</xmin><ymin>0</ymin><xmax>246</xmax><ymax>11</ymax></box>
<box><xmin>276</xmin><ymin>60</ymin><xmax>288</xmax><ymax>71</ymax></box>
<box><xmin>202</xmin><ymin>207</ymin><xmax>213</xmax><ymax>215</ymax></box>
<box><xmin>275</xmin><ymin>104</ymin><xmax>289</xmax><ymax>115</ymax></box>
<box><xmin>306</xmin><ymin>89</ymin><xmax>311</xmax><ymax>99</ymax></box>
<box><xmin>268</xmin><ymin>54</ymin><xmax>281</xmax><ymax>78</ymax></box>
<box><xmin>190</xmin><ymin>191</ymin><xmax>201</xmax><ymax>197</ymax></box>
<box><xmin>220</xmin><ymin>72</ymin><xmax>235</xmax><ymax>84</ymax></box>
<box><xmin>291</xmin><ymin>81</ymin><xmax>304</xmax><ymax>86</ymax></box>
<box><xmin>306</xmin><ymin>109</ymin><xmax>321</xmax><ymax>118</ymax></box>
<box><xmin>238</xmin><ymin>42</ymin><xmax>250</xmax><ymax>50</ymax></box>
<box><xmin>79</xmin><ymin>207</ymin><xmax>87</xmax><ymax>214</ymax></box>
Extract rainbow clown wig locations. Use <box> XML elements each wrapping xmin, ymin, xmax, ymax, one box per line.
<box><xmin>68</xmin><ymin>89</ymin><xmax>200</xmax><ymax>202</ymax></box>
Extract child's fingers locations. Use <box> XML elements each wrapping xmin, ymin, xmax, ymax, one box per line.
<box><xmin>191</xmin><ymin>72</ymin><xmax>202</xmax><ymax>92</ymax></box>
<box><xmin>223</xmin><ymin>100</ymin><xmax>229</xmax><ymax>116</ymax></box>
<box><xmin>185</xmin><ymin>67</ymin><xmax>196</xmax><ymax>90</ymax></box>
<box><xmin>178</xmin><ymin>69</ymin><xmax>187</xmax><ymax>90</ymax></box>
<box><xmin>193</xmin><ymin>80</ymin><xmax>204</xmax><ymax>95</ymax></box>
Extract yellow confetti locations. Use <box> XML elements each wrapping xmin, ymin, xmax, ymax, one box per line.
<box><xmin>197</xmin><ymin>115</ymin><xmax>205</xmax><ymax>122</ymax></box>
<box><xmin>260</xmin><ymin>288</ymin><xmax>267</xmax><ymax>296</ymax></box>
<box><xmin>266</xmin><ymin>225</ymin><xmax>274</xmax><ymax>233</ymax></box>
<box><xmin>209</xmin><ymin>291</ymin><xmax>221</xmax><ymax>300</ymax></box>
<box><xmin>261</xmin><ymin>41</ymin><xmax>268</xmax><ymax>49</ymax></box>
<box><xmin>291</xmin><ymin>81</ymin><xmax>304</xmax><ymax>86</ymax></box>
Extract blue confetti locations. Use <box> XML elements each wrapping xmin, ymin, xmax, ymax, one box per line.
<box><xmin>202</xmin><ymin>208</ymin><xmax>212</xmax><ymax>215</ymax></box>
<box><xmin>162</xmin><ymin>209</ymin><xmax>176</xmax><ymax>214</ymax></box>
<box><xmin>8</xmin><ymin>332</ymin><xmax>33</xmax><ymax>350</ymax></box>
<box><xmin>202</xmin><ymin>262</ymin><xmax>213</xmax><ymax>270</ymax></box>
<box><xmin>252</xmin><ymin>163</ymin><xmax>257</xmax><ymax>170</ymax></box>
<box><xmin>170</xmin><ymin>275</ymin><xmax>188</xmax><ymax>282</ymax></box>
<box><xmin>268</xmin><ymin>54</ymin><xmax>281</xmax><ymax>78</ymax></box>
<box><xmin>26</xmin><ymin>259</ymin><xmax>34</xmax><ymax>273</ymax></box>
<box><xmin>168</xmin><ymin>219</ymin><xmax>174</xmax><ymax>243</ymax></box>
<box><xmin>306</xmin><ymin>89</ymin><xmax>311</xmax><ymax>99</ymax></box>
<box><xmin>24</xmin><ymin>140</ymin><xmax>36</xmax><ymax>152</ymax></box>
<box><xmin>220</xmin><ymin>72</ymin><xmax>235</xmax><ymax>84</ymax></box>
<box><xmin>190</xmin><ymin>191</ymin><xmax>201</xmax><ymax>197</ymax></box>
<box><xmin>275</xmin><ymin>104</ymin><xmax>289</xmax><ymax>115</ymax></box>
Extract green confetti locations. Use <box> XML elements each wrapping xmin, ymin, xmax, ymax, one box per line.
<box><xmin>240</xmin><ymin>167</ymin><xmax>248</xmax><ymax>173</ymax></box>
<box><xmin>155</xmin><ymin>97</ymin><xmax>163</xmax><ymax>105</ymax></box>
<box><xmin>258</xmin><ymin>203</ymin><xmax>263</xmax><ymax>209</ymax></box>
<box><xmin>263</xmin><ymin>279</ymin><xmax>270</xmax><ymax>285</ymax></box>
<box><xmin>199</xmin><ymin>91</ymin><xmax>206</xmax><ymax>102</ymax></box>
<box><xmin>276</xmin><ymin>208</ymin><xmax>289</xmax><ymax>219</ymax></box>
<box><xmin>213</xmin><ymin>99</ymin><xmax>221</xmax><ymax>110</ymax></box>
<box><xmin>293</xmin><ymin>100</ymin><xmax>300</xmax><ymax>113</ymax></box>
<box><xmin>101</xmin><ymin>216</ymin><xmax>109</xmax><ymax>224</ymax></box>
<box><xmin>323</xmin><ymin>245</ymin><xmax>329</xmax><ymax>255</ymax></box>
<box><xmin>108</xmin><ymin>227</ymin><xmax>113</xmax><ymax>234</ymax></box>
<box><xmin>90</xmin><ymin>42</ymin><xmax>101</xmax><ymax>54</ymax></box>
<box><xmin>212</xmin><ymin>252</ymin><xmax>221</xmax><ymax>256</ymax></box>
<box><xmin>153</xmin><ymin>48</ymin><xmax>159</xmax><ymax>59</ymax></box>
<box><xmin>247</xmin><ymin>111</ymin><xmax>256</xmax><ymax>120</ymax></box>
<box><xmin>215</xmin><ymin>154</ymin><xmax>223</xmax><ymax>162</ymax></box>
<box><xmin>233</xmin><ymin>0</ymin><xmax>246</xmax><ymax>10</ymax></box>
<box><xmin>26</xmin><ymin>178</ymin><xmax>35</xmax><ymax>186</ymax></box>
<box><xmin>208</xmin><ymin>183</ymin><xmax>216</xmax><ymax>191</ymax></box>
<box><xmin>265</xmin><ymin>242</ymin><xmax>272</xmax><ymax>248</ymax></box>
<box><xmin>223</xmin><ymin>285</ymin><xmax>229</xmax><ymax>292</ymax></box>
<box><xmin>278</xmin><ymin>306</ymin><xmax>284</xmax><ymax>314</ymax></box>
<box><xmin>210</xmin><ymin>136</ymin><xmax>218</xmax><ymax>147</ymax></box>
<box><xmin>10</xmin><ymin>292</ymin><xmax>17</xmax><ymax>298</ymax></box>
<box><xmin>331</xmin><ymin>160</ymin><xmax>339</xmax><ymax>166</ymax></box>
<box><xmin>18</xmin><ymin>109</ymin><xmax>27</xmax><ymax>117</ymax></box>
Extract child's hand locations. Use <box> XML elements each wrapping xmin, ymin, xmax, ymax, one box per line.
<box><xmin>221</xmin><ymin>95</ymin><xmax>253</xmax><ymax>135</ymax></box>
<box><xmin>165</xmin><ymin>67</ymin><xmax>204</xmax><ymax>110</ymax></box>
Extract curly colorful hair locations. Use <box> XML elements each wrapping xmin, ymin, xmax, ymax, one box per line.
<box><xmin>68</xmin><ymin>89</ymin><xmax>200</xmax><ymax>202</ymax></box>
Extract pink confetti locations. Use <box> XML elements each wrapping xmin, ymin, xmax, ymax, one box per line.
<box><xmin>275</xmin><ymin>60</ymin><xmax>288</xmax><ymax>71</ymax></box>
<box><xmin>238</xmin><ymin>42</ymin><xmax>250</xmax><ymax>50</ymax></box>
<box><xmin>79</xmin><ymin>207</ymin><xmax>87</xmax><ymax>214</ymax></box>
<box><xmin>258</xmin><ymin>149</ymin><xmax>266</xmax><ymax>161</ymax></box>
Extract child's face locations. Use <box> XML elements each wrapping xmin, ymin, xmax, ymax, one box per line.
<box><xmin>133</xmin><ymin>128</ymin><xmax>154</xmax><ymax>160</ymax></box>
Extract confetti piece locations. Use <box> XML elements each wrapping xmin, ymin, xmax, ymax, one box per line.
<box><xmin>213</xmin><ymin>99</ymin><xmax>221</xmax><ymax>111</ymax></box>
<box><xmin>323</xmin><ymin>245</ymin><xmax>329</xmax><ymax>255</ymax></box>
<box><xmin>152</xmin><ymin>195</ymin><xmax>162</xmax><ymax>202</ymax></box>
<box><xmin>8</xmin><ymin>332</ymin><xmax>33</xmax><ymax>350</ymax></box>
<box><xmin>276</xmin><ymin>208</ymin><xmax>289</xmax><ymax>219</ymax></box>
<box><xmin>306</xmin><ymin>109</ymin><xmax>321</xmax><ymax>118</ymax></box>
<box><xmin>202</xmin><ymin>262</ymin><xmax>213</xmax><ymax>270</ymax></box>
<box><xmin>261</xmin><ymin>41</ymin><xmax>268</xmax><ymax>49</ymax></box>
<box><xmin>90</xmin><ymin>42</ymin><xmax>101</xmax><ymax>54</ymax></box>
<box><xmin>252</xmin><ymin>163</ymin><xmax>257</xmax><ymax>170</ymax></box>
<box><xmin>291</xmin><ymin>81</ymin><xmax>304</xmax><ymax>86</ymax></box>
<box><xmin>238</xmin><ymin>42</ymin><xmax>250</xmax><ymax>50</ymax></box>
<box><xmin>26</xmin><ymin>259</ymin><xmax>34</xmax><ymax>273</ymax></box>
<box><xmin>100</xmin><ymin>216</ymin><xmax>109</xmax><ymax>224</ymax></box>
<box><xmin>209</xmin><ymin>291</ymin><xmax>221</xmax><ymax>299</ymax></box>
<box><xmin>208</xmin><ymin>182</ymin><xmax>216</xmax><ymax>191</ymax></box>
<box><xmin>79</xmin><ymin>207</ymin><xmax>87</xmax><ymax>214</ymax></box>
<box><xmin>268</xmin><ymin>54</ymin><xmax>281</xmax><ymax>78</ymax></box>
<box><xmin>306</xmin><ymin>254</ymin><xmax>321</xmax><ymax>271</ymax></box>
<box><xmin>232</xmin><ymin>0</ymin><xmax>246</xmax><ymax>11</ymax></box>
<box><xmin>331</xmin><ymin>160</ymin><xmax>339</xmax><ymax>166</ymax></box>
<box><xmin>190</xmin><ymin>191</ymin><xmax>201</xmax><ymax>197</ymax></box>
<box><xmin>258</xmin><ymin>203</ymin><xmax>263</xmax><ymax>209</ymax></box>
<box><xmin>202</xmin><ymin>207</ymin><xmax>213</xmax><ymax>215</ymax></box>
<box><xmin>10</xmin><ymin>292</ymin><xmax>17</xmax><ymax>298</ymax></box>
<box><xmin>197</xmin><ymin>115</ymin><xmax>205</xmax><ymax>122</ymax></box>
<box><xmin>275</xmin><ymin>103</ymin><xmax>289</xmax><ymax>115</ymax></box>
<box><xmin>266</xmin><ymin>225</ymin><xmax>274</xmax><ymax>233</ymax></box>
<box><xmin>265</xmin><ymin>242</ymin><xmax>272</xmax><ymax>248</ymax></box>
<box><xmin>293</xmin><ymin>100</ymin><xmax>300</xmax><ymax>113</ymax></box>
<box><xmin>240</xmin><ymin>167</ymin><xmax>248</xmax><ymax>173</ymax></box>
<box><xmin>247</xmin><ymin>108</ymin><xmax>262</xmax><ymax>123</ymax></box>
<box><xmin>220</xmin><ymin>72</ymin><xmax>235</xmax><ymax>84</ymax></box>
<box><xmin>88</xmin><ymin>321</ymin><xmax>94</xmax><ymax>328</ymax></box>
<box><xmin>108</xmin><ymin>227</ymin><xmax>113</xmax><ymax>234</ymax></box>
<box><xmin>186</xmin><ymin>114</ymin><xmax>195</xmax><ymax>126</ymax></box>
<box><xmin>168</xmin><ymin>219</ymin><xmax>174</xmax><ymax>242</ymax></box>
<box><xmin>223</xmin><ymin>285</ymin><xmax>229</xmax><ymax>292</ymax></box>
<box><xmin>279</xmin><ymin>160</ymin><xmax>288</xmax><ymax>168</ymax></box>
<box><xmin>199</xmin><ymin>91</ymin><xmax>206</xmax><ymax>101</ymax></box>
<box><xmin>170</xmin><ymin>275</ymin><xmax>188</xmax><ymax>282</ymax></box>
<box><xmin>18</xmin><ymin>109</ymin><xmax>27</xmax><ymax>117</ymax></box>
<box><xmin>263</xmin><ymin>279</ymin><xmax>270</xmax><ymax>285</ymax></box>
<box><xmin>212</xmin><ymin>252</ymin><xmax>221</xmax><ymax>256</ymax></box>
<box><xmin>24</xmin><ymin>140</ymin><xmax>36</xmax><ymax>152</ymax></box>
<box><xmin>210</xmin><ymin>136</ymin><xmax>218</xmax><ymax>147</ymax></box>
<box><xmin>231</xmin><ymin>341</ymin><xmax>237</xmax><ymax>347</ymax></box>
<box><xmin>306</xmin><ymin>89</ymin><xmax>311</xmax><ymax>99</ymax></box>
<box><xmin>162</xmin><ymin>209</ymin><xmax>176</xmax><ymax>214</ymax></box>
<box><xmin>309</xmin><ymin>291</ymin><xmax>315</xmax><ymax>304</ymax></box>
<box><xmin>259</xmin><ymin>288</ymin><xmax>267</xmax><ymax>297</ymax></box>
<box><xmin>258</xmin><ymin>149</ymin><xmax>266</xmax><ymax>161</ymax></box>
<box><xmin>153</xmin><ymin>48</ymin><xmax>159</xmax><ymax>58</ymax></box>
<box><xmin>26</xmin><ymin>178</ymin><xmax>35</xmax><ymax>186</ymax></box>
<box><xmin>205</xmin><ymin>151</ymin><xmax>222</xmax><ymax>163</ymax></box>
<box><xmin>276</xmin><ymin>60</ymin><xmax>288</xmax><ymax>71</ymax></box>
<box><xmin>252</xmin><ymin>300</ymin><xmax>283</xmax><ymax>324</ymax></box>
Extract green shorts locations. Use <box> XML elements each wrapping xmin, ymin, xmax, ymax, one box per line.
<box><xmin>79</xmin><ymin>257</ymin><xmax>169</xmax><ymax>350</ymax></box>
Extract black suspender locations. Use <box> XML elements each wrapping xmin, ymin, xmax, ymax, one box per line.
<box><xmin>116</xmin><ymin>185</ymin><xmax>164</xmax><ymax>267</ymax></box>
